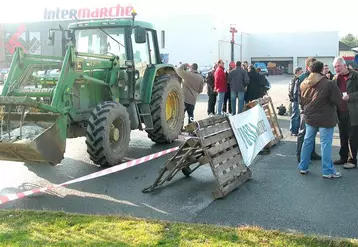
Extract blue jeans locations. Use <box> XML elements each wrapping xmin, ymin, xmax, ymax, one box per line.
<box><xmin>217</xmin><ymin>92</ymin><xmax>225</xmax><ymax>115</ymax></box>
<box><xmin>298</xmin><ymin>123</ymin><xmax>336</xmax><ymax>175</ymax></box>
<box><xmin>290</xmin><ymin>101</ymin><xmax>300</xmax><ymax>135</ymax></box>
<box><xmin>230</xmin><ymin>91</ymin><xmax>245</xmax><ymax>115</ymax></box>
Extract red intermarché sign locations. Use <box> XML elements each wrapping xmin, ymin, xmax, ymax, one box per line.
<box><xmin>44</xmin><ymin>5</ymin><xmax>134</xmax><ymax>20</ymax></box>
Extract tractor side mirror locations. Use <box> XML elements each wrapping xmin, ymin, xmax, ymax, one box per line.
<box><xmin>47</xmin><ymin>30</ymin><xmax>55</xmax><ymax>46</ymax></box>
<box><xmin>125</xmin><ymin>60</ymin><xmax>134</xmax><ymax>68</ymax></box>
<box><xmin>134</xmin><ymin>27</ymin><xmax>146</xmax><ymax>44</ymax></box>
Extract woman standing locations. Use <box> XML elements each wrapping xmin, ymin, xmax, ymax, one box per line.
<box><xmin>245</xmin><ymin>65</ymin><xmax>261</xmax><ymax>103</ymax></box>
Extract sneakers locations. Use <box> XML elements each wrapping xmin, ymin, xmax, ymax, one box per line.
<box><xmin>300</xmin><ymin>170</ymin><xmax>308</xmax><ymax>174</ymax></box>
<box><xmin>343</xmin><ymin>163</ymin><xmax>357</xmax><ymax>169</ymax></box>
<box><xmin>322</xmin><ymin>172</ymin><xmax>341</xmax><ymax>179</ymax></box>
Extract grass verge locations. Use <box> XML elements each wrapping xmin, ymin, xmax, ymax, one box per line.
<box><xmin>0</xmin><ymin>210</ymin><xmax>357</xmax><ymax>247</ymax></box>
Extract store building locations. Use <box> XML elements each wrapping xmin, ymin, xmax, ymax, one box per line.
<box><xmin>0</xmin><ymin>3</ymin><xmax>340</xmax><ymax>74</ymax></box>
<box><xmin>244</xmin><ymin>31</ymin><xmax>339</xmax><ymax>73</ymax></box>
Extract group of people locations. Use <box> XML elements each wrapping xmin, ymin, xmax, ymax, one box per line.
<box><xmin>175</xmin><ymin>60</ymin><xmax>271</xmax><ymax>125</ymax></box>
<box><xmin>206</xmin><ymin>60</ymin><xmax>270</xmax><ymax>116</ymax></box>
<box><xmin>288</xmin><ymin>57</ymin><xmax>358</xmax><ymax>179</ymax></box>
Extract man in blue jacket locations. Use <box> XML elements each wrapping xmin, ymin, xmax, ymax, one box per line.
<box><xmin>296</xmin><ymin>57</ymin><xmax>322</xmax><ymax>162</ymax></box>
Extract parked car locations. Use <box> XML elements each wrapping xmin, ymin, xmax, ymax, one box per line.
<box><xmin>254</xmin><ymin>62</ymin><xmax>269</xmax><ymax>76</ymax></box>
<box><xmin>0</xmin><ymin>68</ymin><xmax>9</xmax><ymax>83</ymax></box>
<box><xmin>198</xmin><ymin>65</ymin><xmax>212</xmax><ymax>80</ymax></box>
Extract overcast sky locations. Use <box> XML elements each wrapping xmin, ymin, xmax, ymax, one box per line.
<box><xmin>0</xmin><ymin>0</ymin><xmax>356</xmax><ymax>36</ymax></box>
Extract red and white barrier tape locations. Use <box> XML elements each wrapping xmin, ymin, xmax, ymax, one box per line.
<box><xmin>0</xmin><ymin>146</ymin><xmax>180</xmax><ymax>205</ymax></box>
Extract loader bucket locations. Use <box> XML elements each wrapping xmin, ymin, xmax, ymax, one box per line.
<box><xmin>0</xmin><ymin>112</ymin><xmax>67</xmax><ymax>165</ymax></box>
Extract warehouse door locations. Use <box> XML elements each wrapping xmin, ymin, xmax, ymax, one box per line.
<box><xmin>251</xmin><ymin>57</ymin><xmax>294</xmax><ymax>74</ymax></box>
<box><xmin>297</xmin><ymin>57</ymin><xmax>335</xmax><ymax>72</ymax></box>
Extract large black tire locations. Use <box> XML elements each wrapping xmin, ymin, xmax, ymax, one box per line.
<box><xmin>85</xmin><ymin>101</ymin><xmax>131</xmax><ymax>167</ymax></box>
<box><xmin>146</xmin><ymin>75</ymin><xmax>185</xmax><ymax>143</ymax></box>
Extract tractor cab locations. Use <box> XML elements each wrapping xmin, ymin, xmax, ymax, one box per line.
<box><xmin>0</xmin><ymin>12</ymin><xmax>184</xmax><ymax>167</ymax></box>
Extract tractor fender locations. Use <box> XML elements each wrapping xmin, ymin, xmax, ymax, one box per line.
<box><xmin>140</xmin><ymin>64</ymin><xmax>181</xmax><ymax>104</ymax></box>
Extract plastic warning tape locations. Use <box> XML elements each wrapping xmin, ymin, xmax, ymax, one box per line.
<box><xmin>0</xmin><ymin>146</ymin><xmax>180</xmax><ymax>205</ymax></box>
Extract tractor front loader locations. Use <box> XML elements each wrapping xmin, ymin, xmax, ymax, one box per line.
<box><xmin>0</xmin><ymin>13</ymin><xmax>185</xmax><ymax>167</ymax></box>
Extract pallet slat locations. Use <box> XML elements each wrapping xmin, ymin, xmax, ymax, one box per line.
<box><xmin>197</xmin><ymin>121</ymin><xmax>231</xmax><ymax>139</ymax></box>
<box><xmin>207</xmin><ymin>138</ymin><xmax>237</xmax><ymax>157</ymax></box>
<box><xmin>201</xmin><ymin>129</ymin><xmax>234</xmax><ymax>147</ymax></box>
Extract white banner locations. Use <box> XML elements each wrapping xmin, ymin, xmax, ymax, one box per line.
<box><xmin>228</xmin><ymin>104</ymin><xmax>275</xmax><ymax>167</ymax></box>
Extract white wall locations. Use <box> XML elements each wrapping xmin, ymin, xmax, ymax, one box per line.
<box><xmin>140</xmin><ymin>15</ymin><xmax>217</xmax><ymax>67</ymax></box>
<box><xmin>247</xmin><ymin>31</ymin><xmax>339</xmax><ymax>70</ymax></box>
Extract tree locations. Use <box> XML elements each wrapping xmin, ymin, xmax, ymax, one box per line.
<box><xmin>341</xmin><ymin>33</ymin><xmax>358</xmax><ymax>47</ymax></box>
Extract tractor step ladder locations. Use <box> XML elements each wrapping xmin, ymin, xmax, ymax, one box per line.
<box><xmin>143</xmin><ymin>115</ymin><xmax>252</xmax><ymax>199</ymax></box>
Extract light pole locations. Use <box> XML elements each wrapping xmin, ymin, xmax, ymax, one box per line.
<box><xmin>218</xmin><ymin>40</ymin><xmax>241</xmax><ymax>61</ymax></box>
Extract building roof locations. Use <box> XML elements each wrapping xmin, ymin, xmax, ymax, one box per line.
<box><xmin>68</xmin><ymin>19</ymin><xmax>155</xmax><ymax>30</ymax></box>
<box><xmin>339</xmin><ymin>41</ymin><xmax>353</xmax><ymax>51</ymax></box>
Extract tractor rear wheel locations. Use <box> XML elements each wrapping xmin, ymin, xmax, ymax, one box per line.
<box><xmin>146</xmin><ymin>75</ymin><xmax>185</xmax><ymax>143</ymax></box>
<box><xmin>86</xmin><ymin>101</ymin><xmax>131</xmax><ymax>167</ymax></box>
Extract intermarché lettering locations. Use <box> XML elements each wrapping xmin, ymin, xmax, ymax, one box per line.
<box><xmin>44</xmin><ymin>5</ymin><xmax>134</xmax><ymax>20</ymax></box>
<box><xmin>237</xmin><ymin>119</ymin><xmax>267</xmax><ymax>150</ymax></box>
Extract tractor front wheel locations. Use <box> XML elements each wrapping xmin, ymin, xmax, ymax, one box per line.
<box><xmin>86</xmin><ymin>101</ymin><xmax>131</xmax><ymax>167</ymax></box>
<box><xmin>146</xmin><ymin>75</ymin><xmax>185</xmax><ymax>143</ymax></box>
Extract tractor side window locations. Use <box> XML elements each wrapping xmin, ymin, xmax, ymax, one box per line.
<box><xmin>131</xmin><ymin>33</ymin><xmax>149</xmax><ymax>78</ymax></box>
<box><xmin>147</xmin><ymin>31</ymin><xmax>157</xmax><ymax>64</ymax></box>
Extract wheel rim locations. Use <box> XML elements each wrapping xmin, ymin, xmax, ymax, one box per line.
<box><xmin>165</xmin><ymin>90</ymin><xmax>180</xmax><ymax>130</ymax></box>
<box><xmin>109</xmin><ymin>119</ymin><xmax>124</xmax><ymax>152</ymax></box>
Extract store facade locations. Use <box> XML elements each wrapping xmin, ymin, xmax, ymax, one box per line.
<box><xmin>0</xmin><ymin>4</ymin><xmax>340</xmax><ymax>73</ymax></box>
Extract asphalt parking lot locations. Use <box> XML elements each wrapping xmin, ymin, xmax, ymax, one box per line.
<box><xmin>1</xmin><ymin>75</ymin><xmax>358</xmax><ymax>239</ymax></box>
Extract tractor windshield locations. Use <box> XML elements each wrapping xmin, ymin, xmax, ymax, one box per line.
<box><xmin>76</xmin><ymin>28</ymin><xmax>127</xmax><ymax>63</ymax></box>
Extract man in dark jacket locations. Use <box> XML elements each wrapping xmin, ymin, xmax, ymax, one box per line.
<box><xmin>298</xmin><ymin>61</ymin><xmax>342</xmax><ymax>178</ymax></box>
<box><xmin>228</xmin><ymin>61</ymin><xmax>250</xmax><ymax>115</ymax></box>
<box><xmin>288</xmin><ymin>67</ymin><xmax>303</xmax><ymax>136</ymax></box>
<box><xmin>332</xmin><ymin>57</ymin><xmax>358</xmax><ymax>169</ymax></box>
<box><xmin>223</xmin><ymin>68</ymin><xmax>232</xmax><ymax>114</ymax></box>
<box><xmin>323</xmin><ymin>64</ymin><xmax>334</xmax><ymax>80</ymax></box>
<box><xmin>296</xmin><ymin>57</ymin><xmax>321</xmax><ymax>162</ymax></box>
<box><xmin>206</xmin><ymin>64</ymin><xmax>218</xmax><ymax>116</ymax></box>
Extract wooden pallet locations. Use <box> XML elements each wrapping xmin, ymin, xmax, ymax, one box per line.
<box><xmin>245</xmin><ymin>96</ymin><xmax>283</xmax><ymax>148</ymax></box>
<box><xmin>143</xmin><ymin>115</ymin><xmax>252</xmax><ymax>199</ymax></box>
<box><xmin>195</xmin><ymin>115</ymin><xmax>252</xmax><ymax>199</ymax></box>
<box><xmin>142</xmin><ymin>137</ymin><xmax>206</xmax><ymax>193</ymax></box>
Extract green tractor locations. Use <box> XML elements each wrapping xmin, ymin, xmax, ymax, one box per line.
<box><xmin>0</xmin><ymin>12</ymin><xmax>185</xmax><ymax>167</ymax></box>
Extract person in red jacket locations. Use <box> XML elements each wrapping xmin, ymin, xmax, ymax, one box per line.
<box><xmin>214</xmin><ymin>59</ymin><xmax>227</xmax><ymax>115</ymax></box>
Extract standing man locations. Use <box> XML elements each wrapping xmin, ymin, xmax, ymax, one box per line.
<box><xmin>242</xmin><ymin>61</ymin><xmax>249</xmax><ymax>72</ymax></box>
<box><xmin>228</xmin><ymin>61</ymin><xmax>250</xmax><ymax>115</ymax></box>
<box><xmin>214</xmin><ymin>59</ymin><xmax>227</xmax><ymax>115</ymax></box>
<box><xmin>206</xmin><ymin>64</ymin><xmax>218</xmax><ymax>116</ymax></box>
<box><xmin>222</xmin><ymin>66</ymin><xmax>232</xmax><ymax>114</ymax></box>
<box><xmin>298</xmin><ymin>61</ymin><xmax>342</xmax><ymax>178</ymax></box>
<box><xmin>323</xmin><ymin>64</ymin><xmax>334</xmax><ymax>80</ymax></box>
<box><xmin>176</xmin><ymin>63</ymin><xmax>205</xmax><ymax>124</ymax></box>
<box><xmin>296</xmin><ymin>57</ymin><xmax>321</xmax><ymax>162</ymax></box>
<box><xmin>288</xmin><ymin>67</ymin><xmax>303</xmax><ymax>136</ymax></box>
<box><xmin>332</xmin><ymin>57</ymin><xmax>358</xmax><ymax>169</ymax></box>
